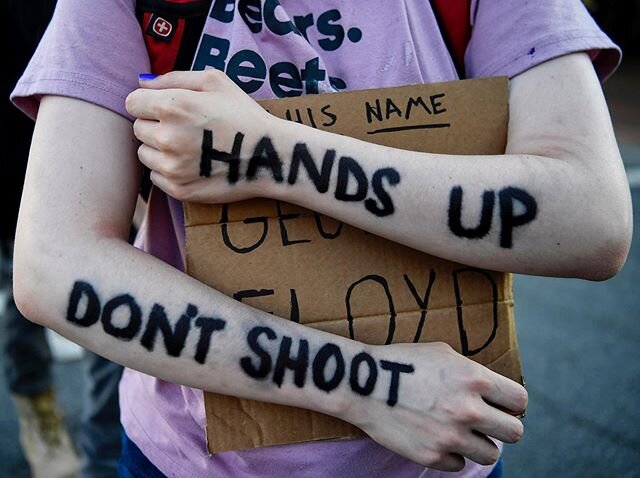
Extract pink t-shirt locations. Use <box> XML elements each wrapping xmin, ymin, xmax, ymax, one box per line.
<box><xmin>13</xmin><ymin>1</ymin><xmax>619</xmax><ymax>477</ymax></box>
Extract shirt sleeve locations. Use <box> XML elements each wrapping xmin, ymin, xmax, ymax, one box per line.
<box><xmin>11</xmin><ymin>0</ymin><xmax>150</xmax><ymax>121</ymax></box>
<box><xmin>465</xmin><ymin>0</ymin><xmax>621</xmax><ymax>81</ymax></box>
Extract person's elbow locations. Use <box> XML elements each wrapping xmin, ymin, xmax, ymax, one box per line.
<box><xmin>12</xmin><ymin>232</ymin><xmax>57</xmax><ymax>327</ymax></box>
<box><xmin>12</xmin><ymin>222</ymin><xmax>95</xmax><ymax>328</ymax></box>
<box><xmin>575</xmin><ymin>182</ymin><xmax>633</xmax><ymax>282</ymax></box>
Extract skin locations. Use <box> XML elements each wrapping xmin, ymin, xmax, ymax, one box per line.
<box><xmin>12</xmin><ymin>52</ymin><xmax>629</xmax><ymax>472</ymax></box>
<box><xmin>126</xmin><ymin>53</ymin><xmax>632</xmax><ymax>279</ymax></box>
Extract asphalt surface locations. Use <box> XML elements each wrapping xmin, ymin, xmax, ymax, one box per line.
<box><xmin>1</xmin><ymin>63</ymin><xmax>639</xmax><ymax>478</ymax></box>
<box><xmin>503</xmin><ymin>187</ymin><xmax>640</xmax><ymax>477</ymax></box>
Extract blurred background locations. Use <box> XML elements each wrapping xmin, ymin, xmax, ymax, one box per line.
<box><xmin>506</xmin><ymin>1</ymin><xmax>640</xmax><ymax>476</ymax></box>
<box><xmin>1</xmin><ymin>1</ymin><xmax>639</xmax><ymax>477</ymax></box>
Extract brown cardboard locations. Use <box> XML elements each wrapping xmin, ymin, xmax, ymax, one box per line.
<box><xmin>183</xmin><ymin>77</ymin><xmax>522</xmax><ymax>454</ymax></box>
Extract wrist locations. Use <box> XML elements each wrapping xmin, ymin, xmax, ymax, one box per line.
<box><xmin>307</xmin><ymin>339</ymin><xmax>379</xmax><ymax>424</ymax></box>
<box><xmin>256</xmin><ymin>115</ymin><xmax>302</xmax><ymax>203</ymax></box>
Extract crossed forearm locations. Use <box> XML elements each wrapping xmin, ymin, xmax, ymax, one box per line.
<box><xmin>200</xmin><ymin>118</ymin><xmax>611</xmax><ymax>278</ymax></box>
<box><xmin>36</xmin><ymin>238</ymin><xmax>413</xmax><ymax>416</ymax></box>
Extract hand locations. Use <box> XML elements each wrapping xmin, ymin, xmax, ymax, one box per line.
<box><xmin>125</xmin><ymin>70</ymin><xmax>276</xmax><ymax>203</ymax></box>
<box><xmin>345</xmin><ymin>342</ymin><xmax>527</xmax><ymax>472</ymax></box>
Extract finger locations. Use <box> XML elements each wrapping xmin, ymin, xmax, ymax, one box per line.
<box><xmin>428</xmin><ymin>452</ymin><xmax>466</xmax><ymax>473</ymax></box>
<box><xmin>149</xmin><ymin>171</ymin><xmax>187</xmax><ymax>200</ymax></box>
<box><xmin>126</xmin><ymin>88</ymin><xmax>188</xmax><ymax>120</ymax></box>
<box><xmin>474</xmin><ymin>404</ymin><xmax>524</xmax><ymax>444</ymax></box>
<box><xmin>132</xmin><ymin>119</ymin><xmax>163</xmax><ymax>149</ymax></box>
<box><xmin>456</xmin><ymin>432</ymin><xmax>501</xmax><ymax>467</ymax></box>
<box><xmin>480</xmin><ymin>369</ymin><xmax>528</xmax><ymax>414</ymax></box>
<box><xmin>138</xmin><ymin>69</ymin><xmax>226</xmax><ymax>92</ymax></box>
<box><xmin>137</xmin><ymin>143</ymin><xmax>165</xmax><ymax>173</ymax></box>
<box><xmin>139</xmin><ymin>144</ymin><xmax>199</xmax><ymax>183</ymax></box>
<box><xmin>126</xmin><ymin>89</ymin><xmax>163</xmax><ymax>119</ymax></box>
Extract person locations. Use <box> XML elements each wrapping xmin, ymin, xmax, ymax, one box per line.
<box><xmin>10</xmin><ymin>0</ymin><xmax>632</xmax><ymax>477</ymax></box>
<box><xmin>3</xmin><ymin>2</ymin><xmax>124</xmax><ymax>476</ymax></box>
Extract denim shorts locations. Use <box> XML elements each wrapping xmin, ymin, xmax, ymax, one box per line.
<box><xmin>118</xmin><ymin>433</ymin><xmax>166</xmax><ymax>478</ymax></box>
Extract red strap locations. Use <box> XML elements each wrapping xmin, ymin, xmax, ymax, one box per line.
<box><xmin>430</xmin><ymin>0</ymin><xmax>472</xmax><ymax>78</ymax></box>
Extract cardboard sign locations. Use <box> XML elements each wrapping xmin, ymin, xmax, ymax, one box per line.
<box><xmin>184</xmin><ymin>77</ymin><xmax>522</xmax><ymax>454</ymax></box>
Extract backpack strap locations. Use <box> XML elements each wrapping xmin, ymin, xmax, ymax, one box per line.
<box><xmin>135</xmin><ymin>0</ymin><xmax>213</xmax><ymax>199</ymax></box>
<box><xmin>429</xmin><ymin>0</ymin><xmax>473</xmax><ymax>78</ymax></box>
<box><xmin>136</xmin><ymin>0</ymin><xmax>212</xmax><ymax>74</ymax></box>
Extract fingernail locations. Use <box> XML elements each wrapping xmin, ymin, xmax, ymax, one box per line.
<box><xmin>139</xmin><ymin>73</ymin><xmax>158</xmax><ymax>81</ymax></box>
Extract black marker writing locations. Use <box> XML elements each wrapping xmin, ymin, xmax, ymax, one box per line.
<box><xmin>403</xmin><ymin>270</ymin><xmax>437</xmax><ymax>343</ymax></box>
<box><xmin>239</xmin><ymin>326</ymin><xmax>414</xmax><ymax>406</ymax></box>
<box><xmin>140</xmin><ymin>304</ymin><xmax>196</xmax><ymax>357</ymax></box>
<box><xmin>240</xmin><ymin>326</ymin><xmax>277</xmax><ymax>379</ymax></box>
<box><xmin>366</xmin><ymin>95</ymin><xmax>446</xmax><ymax>123</ymax></box>
<box><xmin>365</xmin><ymin>168</ymin><xmax>401</xmax><ymax>216</ymax></box>
<box><xmin>335</xmin><ymin>156</ymin><xmax>368</xmax><ymax>202</ymax></box>
<box><xmin>312</xmin><ymin>343</ymin><xmax>346</xmax><ymax>392</ymax></box>
<box><xmin>220</xmin><ymin>204</ymin><xmax>269</xmax><ymax>254</ymax></box>
<box><xmin>246</xmin><ymin>136</ymin><xmax>284</xmax><ymax>182</ymax></box>
<box><xmin>67</xmin><ymin>282</ymin><xmax>417</xmax><ymax>406</ymax></box>
<box><xmin>284</xmin><ymin>105</ymin><xmax>337</xmax><ymax>128</ymax></box>
<box><xmin>287</xmin><ymin>144</ymin><xmax>334</xmax><ymax>193</ymax></box>
<box><xmin>200</xmin><ymin>130</ymin><xmax>244</xmax><ymax>181</ymax></box>
<box><xmin>276</xmin><ymin>201</ymin><xmax>311</xmax><ymax>246</ymax></box>
<box><xmin>313</xmin><ymin>213</ymin><xmax>343</xmax><ymax>239</ymax></box>
<box><xmin>345</xmin><ymin>275</ymin><xmax>396</xmax><ymax>344</ymax></box>
<box><xmin>273</xmin><ymin>336</ymin><xmax>309</xmax><ymax>387</ymax></box>
<box><xmin>67</xmin><ymin>281</ymin><xmax>101</xmax><ymax>327</ymax></box>
<box><xmin>453</xmin><ymin>268</ymin><xmax>498</xmax><ymax>357</ymax></box>
<box><xmin>201</xmin><ymin>130</ymin><xmax>401</xmax><ymax>217</ymax></box>
<box><xmin>448</xmin><ymin>185</ymin><xmax>537</xmax><ymax>248</ymax></box>
<box><xmin>380</xmin><ymin>360</ymin><xmax>415</xmax><ymax>406</ymax></box>
<box><xmin>100</xmin><ymin>294</ymin><xmax>142</xmax><ymax>340</ymax></box>
<box><xmin>349</xmin><ymin>352</ymin><xmax>377</xmax><ymax>396</ymax></box>
<box><xmin>194</xmin><ymin>316</ymin><xmax>227</xmax><ymax>364</ymax></box>
<box><xmin>448</xmin><ymin>186</ymin><xmax>495</xmax><ymax>239</ymax></box>
<box><xmin>499</xmin><ymin>187</ymin><xmax>538</xmax><ymax>249</ymax></box>
<box><xmin>66</xmin><ymin>281</ymin><xmax>226</xmax><ymax>364</ymax></box>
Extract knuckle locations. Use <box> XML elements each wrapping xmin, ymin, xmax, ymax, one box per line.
<box><xmin>162</xmin><ymin>159</ymin><xmax>185</xmax><ymax>180</ymax></box>
<box><xmin>422</xmin><ymin>450</ymin><xmax>446</xmax><ymax>467</ymax></box>
<box><xmin>458</xmin><ymin>405</ymin><xmax>481</xmax><ymax>425</ymax></box>
<box><xmin>169</xmin><ymin>90</ymin><xmax>190</xmax><ymax>109</ymax></box>
<box><xmin>465</xmin><ymin>370</ymin><xmax>490</xmax><ymax>393</ymax></box>
<box><xmin>154</xmin><ymin>128</ymin><xmax>175</xmax><ymax>151</ymax></box>
<box><xmin>154</xmin><ymin>99</ymin><xmax>175</xmax><ymax>119</ymax></box>
<box><xmin>440</xmin><ymin>400</ymin><xmax>458</xmax><ymax>419</ymax></box>
<box><xmin>163</xmin><ymin>70</ymin><xmax>179</xmax><ymax>82</ymax></box>
<box><xmin>166</xmin><ymin>181</ymin><xmax>184</xmax><ymax>199</ymax></box>
<box><xmin>203</xmin><ymin>69</ymin><xmax>223</xmax><ymax>87</ymax></box>
<box><xmin>437</xmin><ymin>430</ymin><xmax>462</xmax><ymax>450</ymax></box>
<box><xmin>169</xmin><ymin>182</ymin><xmax>193</xmax><ymax>202</ymax></box>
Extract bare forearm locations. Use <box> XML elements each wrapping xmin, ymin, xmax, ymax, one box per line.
<box><xmin>265</xmin><ymin>118</ymin><xmax>626</xmax><ymax>278</ymax></box>
<box><xmin>15</xmin><ymin>235</ymin><xmax>415</xmax><ymax>419</ymax></box>
<box><xmin>131</xmin><ymin>55</ymin><xmax>629</xmax><ymax>280</ymax></box>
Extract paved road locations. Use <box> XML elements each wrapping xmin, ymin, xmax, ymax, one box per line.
<box><xmin>503</xmin><ymin>185</ymin><xmax>640</xmax><ymax>477</ymax></box>
<box><xmin>501</xmin><ymin>60</ymin><xmax>640</xmax><ymax>477</ymax></box>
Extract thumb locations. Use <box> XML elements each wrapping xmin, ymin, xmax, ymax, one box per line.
<box><xmin>138</xmin><ymin>70</ymin><xmax>223</xmax><ymax>91</ymax></box>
